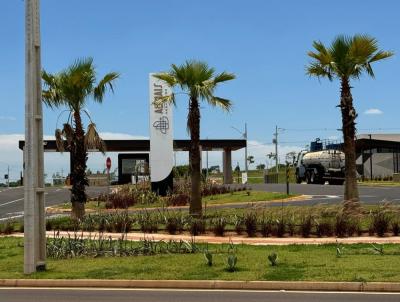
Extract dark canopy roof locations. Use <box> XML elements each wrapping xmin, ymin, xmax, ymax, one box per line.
<box><xmin>19</xmin><ymin>139</ymin><xmax>246</xmax><ymax>152</ymax></box>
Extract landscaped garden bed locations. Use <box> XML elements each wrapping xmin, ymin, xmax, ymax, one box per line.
<box><xmin>1</xmin><ymin>236</ymin><xmax>400</xmax><ymax>282</ymax></box>
<box><xmin>2</xmin><ymin>203</ymin><xmax>399</xmax><ymax>238</ymax></box>
<box><xmin>52</xmin><ymin>183</ymin><xmax>296</xmax><ymax>211</ymax></box>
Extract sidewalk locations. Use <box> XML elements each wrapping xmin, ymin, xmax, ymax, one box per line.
<box><xmin>10</xmin><ymin>231</ymin><xmax>400</xmax><ymax>245</ymax></box>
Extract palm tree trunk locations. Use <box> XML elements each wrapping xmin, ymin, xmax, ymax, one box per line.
<box><xmin>71</xmin><ymin>111</ymin><xmax>88</xmax><ymax>219</ymax></box>
<box><xmin>340</xmin><ymin>78</ymin><xmax>359</xmax><ymax>208</ymax></box>
<box><xmin>188</xmin><ymin>97</ymin><xmax>202</xmax><ymax>216</ymax></box>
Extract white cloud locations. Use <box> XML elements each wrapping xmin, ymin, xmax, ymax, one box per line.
<box><xmin>99</xmin><ymin>132</ymin><xmax>148</xmax><ymax>140</ymax></box>
<box><xmin>364</xmin><ymin>108</ymin><xmax>383</xmax><ymax>115</ymax></box>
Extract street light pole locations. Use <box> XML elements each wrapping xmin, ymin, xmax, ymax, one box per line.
<box><xmin>24</xmin><ymin>0</ymin><xmax>46</xmax><ymax>274</ymax></box>
<box><xmin>244</xmin><ymin>123</ymin><xmax>248</xmax><ymax>175</ymax></box>
<box><xmin>274</xmin><ymin>125</ymin><xmax>279</xmax><ymax>174</ymax></box>
<box><xmin>231</xmin><ymin>123</ymin><xmax>248</xmax><ymax>176</ymax></box>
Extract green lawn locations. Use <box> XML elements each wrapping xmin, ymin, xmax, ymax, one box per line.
<box><xmin>1</xmin><ymin>237</ymin><xmax>400</xmax><ymax>282</ymax></box>
<box><xmin>202</xmin><ymin>191</ymin><xmax>295</xmax><ymax>205</ymax></box>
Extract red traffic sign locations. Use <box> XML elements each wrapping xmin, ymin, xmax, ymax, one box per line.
<box><xmin>106</xmin><ymin>157</ymin><xmax>112</xmax><ymax>170</ymax></box>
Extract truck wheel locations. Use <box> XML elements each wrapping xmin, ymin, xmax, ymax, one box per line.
<box><xmin>306</xmin><ymin>171</ymin><xmax>312</xmax><ymax>184</ymax></box>
<box><xmin>310</xmin><ymin>171</ymin><xmax>316</xmax><ymax>184</ymax></box>
<box><xmin>295</xmin><ymin>174</ymin><xmax>302</xmax><ymax>184</ymax></box>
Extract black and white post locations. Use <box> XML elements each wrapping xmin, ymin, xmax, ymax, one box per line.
<box><xmin>24</xmin><ymin>0</ymin><xmax>46</xmax><ymax>274</ymax></box>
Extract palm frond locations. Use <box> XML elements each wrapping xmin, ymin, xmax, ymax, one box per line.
<box><xmin>207</xmin><ymin>96</ymin><xmax>232</xmax><ymax>112</ymax></box>
<box><xmin>213</xmin><ymin>72</ymin><xmax>236</xmax><ymax>84</ymax></box>
<box><xmin>153</xmin><ymin>73</ymin><xmax>177</xmax><ymax>87</ymax></box>
<box><xmin>62</xmin><ymin>123</ymin><xmax>74</xmax><ymax>146</ymax></box>
<box><xmin>55</xmin><ymin>129</ymin><xmax>64</xmax><ymax>152</ymax></box>
<box><xmin>306</xmin><ymin>62</ymin><xmax>333</xmax><ymax>80</ymax></box>
<box><xmin>85</xmin><ymin>123</ymin><xmax>106</xmax><ymax>154</ymax></box>
<box><xmin>306</xmin><ymin>34</ymin><xmax>393</xmax><ymax>80</ymax></box>
<box><xmin>153</xmin><ymin>93</ymin><xmax>176</xmax><ymax>107</ymax></box>
<box><xmin>369</xmin><ymin>50</ymin><xmax>394</xmax><ymax>63</ymax></box>
<box><xmin>93</xmin><ymin>72</ymin><xmax>120</xmax><ymax>103</ymax></box>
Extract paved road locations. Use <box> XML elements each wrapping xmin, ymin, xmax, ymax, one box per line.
<box><xmin>1</xmin><ymin>183</ymin><xmax>399</xmax><ymax>220</ymax></box>
<box><xmin>0</xmin><ymin>288</ymin><xmax>399</xmax><ymax>302</ymax></box>
<box><xmin>0</xmin><ymin>186</ymin><xmax>107</xmax><ymax>220</ymax></box>
<box><xmin>249</xmin><ymin>183</ymin><xmax>400</xmax><ymax>206</ymax></box>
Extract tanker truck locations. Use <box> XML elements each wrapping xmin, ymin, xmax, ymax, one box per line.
<box><xmin>295</xmin><ymin>149</ymin><xmax>345</xmax><ymax>185</ymax></box>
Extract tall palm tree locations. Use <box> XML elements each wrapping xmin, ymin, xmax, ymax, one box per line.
<box><xmin>154</xmin><ymin>60</ymin><xmax>235</xmax><ymax>216</ymax></box>
<box><xmin>307</xmin><ymin>35</ymin><xmax>393</xmax><ymax>207</ymax></box>
<box><xmin>42</xmin><ymin>57</ymin><xmax>119</xmax><ymax>219</ymax></box>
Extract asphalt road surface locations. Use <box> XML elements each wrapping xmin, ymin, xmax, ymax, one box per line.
<box><xmin>249</xmin><ymin>183</ymin><xmax>400</xmax><ymax>206</ymax></box>
<box><xmin>1</xmin><ymin>183</ymin><xmax>400</xmax><ymax>220</ymax></box>
<box><xmin>0</xmin><ymin>186</ymin><xmax>107</xmax><ymax>220</ymax></box>
<box><xmin>0</xmin><ymin>289</ymin><xmax>399</xmax><ymax>302</ymax></box>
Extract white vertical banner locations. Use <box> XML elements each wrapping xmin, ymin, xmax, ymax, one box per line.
<box><xmin>149</xmin><ymin>74</ymin><xmax>173</xmax><ymax>190</ymax></box>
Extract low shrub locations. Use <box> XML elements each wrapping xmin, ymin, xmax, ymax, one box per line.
<box><xmin>335</xmin><ymin>213</ymin><xmax>348</xmax><ymax>237</ymax></box>
<box><xmin>274</xmin><ymin>219</ymin><xmax>286</xmax><ymax>237</ymax></box>
<box><xmin>260</xmin><ymin>215</ymin><xmax>273</xmax><ymax>237</ymax></box>
<box><xmin>287</xmin><ymin>215</ymin><xmax>296</xmax><ymax>236</ymax></box>
<box><xmin>315</xmin><ymin>219</ymin><xmax>334</xmax><ymax>237</ymax></box>
<box><xmin>268</xmin><ymin>252</ymin><xmax>278</xmax><ymax>266</ymax></box>
<box><xmin>371</xmin><ymin>210</ymin><xmax>391</xmax><ymax>237</ymax></box>
<box><xmin>166</xmin><ymin>193</ymin><xmax>190</xmax><ymax>206</ymax></box>
<box><xmin>187</xmin><ymin>218</ymin><xmax>206</xmax><ymax>236</ymax></box>
<box><xmin>164</xmin><ymin>212</ymin><xmax>185</xmax><ymax>235</ymax></box>
<box><xmin>211</xmin><ymin>216</ymin><xmax>227</xmax><ymax>236</ymax></box>
<box><xmin>106</xmin><ymin>185</ymin><xmax>161</xmax><ymax>209</ymax></box>
<box><xmin>137</xmin><ymin>212</ymin><xmax>159</xmax><ymax>233</ymax></box>
<box><xmin>300</xmin><ymin>215</ymin><xmax>313</xmax><ymax>238</ymax></box>
<box><xmin>233</xmin><ymin>214</ymin><xmax>244</xmax><ymax>235</ymax></box>
<box><xmin>244</xmin><ymin>212</ymin><xmax>257</xmax><ymax>237</ymax></box>
<box><xmin>1</xmin><ymin>221</ymin><xmax>14</xmax><ymax>235</ymax></box>
<box><xmin>227</xmin><ymin>254</ymin><xmax>237</xmax><ymax>272</ymax></box>
<box><xmin>392</xmin><ymin>220</ymin><xmax>400</xmax><ymax>236</ymax></box>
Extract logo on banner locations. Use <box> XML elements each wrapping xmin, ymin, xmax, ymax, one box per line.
<box><xmin>153</xmin><ymin>116</ymin><xmax>169</xmax><ymax>134</ymax></box>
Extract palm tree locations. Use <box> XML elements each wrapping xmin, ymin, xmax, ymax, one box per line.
<box><xmin>307</xmin><ymin>35</ymin><xmax>393</xmax><ymax>207</ymax></box>
<box><xmin>154</xmin><ymin>60</ymin><xmax>235</xmax><ymax>216</ymax></box>
<box><xmin>42</xmin><ymin>57</ymin><xmax>119</xmax><ymax>219</ymax></box>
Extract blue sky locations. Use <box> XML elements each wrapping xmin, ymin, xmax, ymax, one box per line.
<box><xmin>0</xmin><ymin>0</ymin><xmax>399</xmax><ymax>180</ymax></box>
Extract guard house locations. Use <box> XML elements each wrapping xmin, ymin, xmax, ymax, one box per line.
<box><xmin>18</xmin><ymin>138</ymin><xmax>246</xmax><ymax>185</ymax></box>
<box><xmin>355</xmin><ymin>134</ymin><xmax>400</xmax><ymax>180</ymax></box>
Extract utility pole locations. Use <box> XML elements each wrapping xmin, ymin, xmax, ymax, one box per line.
<box><xmin>206</xmin><ymin>137</ymin><xmax>209</xmax><ymax>181</ymax></box>
<box><xmin>231</xmin><ymin>123</ymin><xmax>248</xmax><ymax>176</ymax></box>
<box><xmin>274</xmin><ymin>125</ymin><xmax>279</xmax><ymax>173</ymax></box>
<box><xmin>244</xmin><ymin>123</ymin><xmax>248</xmax><ymax>175</ymax></box>
<box><xmin>7</xmin><ymin>165</ymin><xmax>9</xmax><ymax>188</ymax></box>
<box><xmin>24</xmin><ymin>0</ymin><xmax>46</xmax><ymax>274</ymax></box>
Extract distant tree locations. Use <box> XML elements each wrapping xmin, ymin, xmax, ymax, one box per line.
<box><xmin>256</xmin><ymin>164</ymin><xmax>266</xmax><ymax>170</ymax></box>
<box><xmin>285</xmin><ymin>151</ymin><xmax>297</xmax><ymax>165</ymax></box>
<box><xmin>247</xmin><ymin>155</ymin><xmax>255</xmax><ymax>168</ymax></box>
<box><xmin>307</xmin><ymin>35</ymin><xmax>393</xmax><ymax>207</ymax></box>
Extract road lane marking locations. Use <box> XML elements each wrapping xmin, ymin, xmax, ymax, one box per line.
<box><xmin>0</xmin><ymin>198</ymin><xmax>24</xmax><ymax>208</ymax></box>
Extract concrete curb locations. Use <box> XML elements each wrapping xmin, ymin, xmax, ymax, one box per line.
<box><xmin>1</xmin><ymin>279</ymin><xmax>400</xmax><ymax>292</ymax></box>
